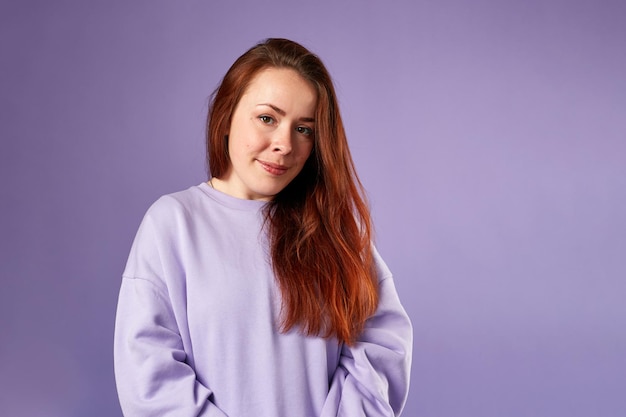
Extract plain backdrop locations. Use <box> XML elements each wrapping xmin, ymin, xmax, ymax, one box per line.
<box><xmin>1</xmin><ymin>0</ymin><xmax>625</xmax><ymax>416</ymax></box>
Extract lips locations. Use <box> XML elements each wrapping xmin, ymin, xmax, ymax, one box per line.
<box><xmin>257</xmin><ymin>160</ymin><xmax>288</xmax><ymax>176</ymax></box>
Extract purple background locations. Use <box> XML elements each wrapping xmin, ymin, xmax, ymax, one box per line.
<box><xmin>1</xmin><ymin>1</ymin><xmax>625</xmax><ymax>416</ymax></box>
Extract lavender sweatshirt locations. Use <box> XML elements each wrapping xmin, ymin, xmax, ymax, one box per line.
<box><xmin>114</xmin><ymin>183</ymin><xmax>412</xmax><ymax>417</ymax></box>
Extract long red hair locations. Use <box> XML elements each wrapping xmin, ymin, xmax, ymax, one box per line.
<box><xmin>206</xmin><ymin>38</ymin><xmax>378</xmax><ymax>345</ymax></box>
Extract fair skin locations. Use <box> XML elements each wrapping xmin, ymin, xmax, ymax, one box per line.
<box><xmin>210</xmin><ymin>67</ymin><xmax>317</xmax><ymax>201</ymax></box>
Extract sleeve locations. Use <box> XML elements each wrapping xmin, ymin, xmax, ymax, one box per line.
<box><xmin>320</xmin><ymin>251</ymin><xmax>413</xmax><ymax>417</ymax></box>
<box><xmin>113</xmin><ymin>210</ymin><xmax>229</xmax><ymax>417</ymax></box>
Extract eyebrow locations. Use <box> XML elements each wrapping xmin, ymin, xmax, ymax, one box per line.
<box><xmin>258</xmin><ymin>103</ymin><xmax>315</xmax><ymax>123</ymax></box>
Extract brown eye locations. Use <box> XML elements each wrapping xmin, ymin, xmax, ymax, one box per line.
<box><xmin>259</xmin><ymin>115</ymin><xmax>274</xmax><ymax>124</ymax></box>
<box><xmin>296</xmin><ymin>126</ymin><xmax>313</xmax><ymax>136</ymax></box>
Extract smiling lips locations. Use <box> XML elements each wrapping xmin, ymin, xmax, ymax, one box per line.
<box><xmin>257</xmin><ymin>160</ymin><xmax>288</xmax><ymax>176</ymax></box>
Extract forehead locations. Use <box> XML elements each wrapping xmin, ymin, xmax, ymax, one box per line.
<box><xmin>240</xmin><ymin>67</ymin><xmax>317</xmax><ymax>109</ymax></box>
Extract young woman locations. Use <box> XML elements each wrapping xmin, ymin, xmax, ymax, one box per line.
<box><xmin>114</xmin><ymin>38</ymin><xmax>412</xmax><ymax>417</ymax></box>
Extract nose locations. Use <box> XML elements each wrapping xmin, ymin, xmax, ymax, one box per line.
<box><xmin>271</xmin><ymin>126</ymin><xmax>292</xmax><ymax>154</ymax></box>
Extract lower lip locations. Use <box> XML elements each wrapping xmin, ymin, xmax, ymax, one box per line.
<box><xmin>258</xmin><ymin>161</ymin><xmax>288</xmax><ymax>176</ymax></box>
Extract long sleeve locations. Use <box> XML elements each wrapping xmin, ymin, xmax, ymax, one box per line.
<box><xmin>114</xmin><ymin>277</ymin><xmax>228</xmax><ymax>417</ymax></box>
<box><xmin>320</xmin><ymin>251</ymin><xmax>413</xmax><ymax>417</ymax></box>
<box><xmin>114</xmin><ymin>185</ymin><xmax>412</xmax><ymax>416</ymax></box>
<box><xmin>114</xmin><ymin>206</ymin><xmax>228</xmax><ymax>417</ymax></box>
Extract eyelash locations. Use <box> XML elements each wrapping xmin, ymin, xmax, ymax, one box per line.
<box><xmin>258</xmin><ymin>115</ymin><xmax>314</xmax><ymax>137</ymax></box>
<box><xmin>296</xmin><ymin>126</ymin><xmax>314</xmax><ymax>136</ymax></box>
<box><xmin>259</xmin><ymin>115</ymin><xmax>274</xmax><ymax>124</ymax></box>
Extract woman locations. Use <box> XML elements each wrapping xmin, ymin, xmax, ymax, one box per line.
<box><xmin>114</xmin><ymin>38</ymin><xmax>412</xmax><ymax>417</ymax></box>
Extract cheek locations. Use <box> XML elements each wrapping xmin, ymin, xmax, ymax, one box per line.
<box><xmin>229</xmin><ymin>128</ymin><xmax>257</xmax><ymax>154</ymax></box>
<box><xmin>300</xmin><ymin>142</ymin><xmax>314</xmax><ymax>160</ymax></box>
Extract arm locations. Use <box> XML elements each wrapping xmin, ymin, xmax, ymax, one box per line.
<box><xmin>321</xmin><ymin>257</ymin><xmax>413</xmax><ymax>417</ymax></box>
<box><xmin>114</xmin><ymin>277</ymin><xmax>227</xmax><ymax>417</ymax></box>
<box><xmin>114</xmin><ymin>208</ymin><xmax>229</xmax><ymax>417</ymax></box>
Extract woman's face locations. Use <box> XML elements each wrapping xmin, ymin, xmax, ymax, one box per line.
<box><xmin>215</xmin><ymin>67</ymin><xmax>317</xmax><ymax>201</ymax></box>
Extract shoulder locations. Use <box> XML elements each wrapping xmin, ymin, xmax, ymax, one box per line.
<box><xmin>141</xmin><ymin>184</ymin><xmax>214</xmax><ymax>228</ymax></box>
<box><xmin>372</xmin><ymin>245</ymin><xmax>393</xmax><ymax>282</ymax></box>
<box><xmin>147</xmin><ymin>185</ymin><xmax>205</xmax><ymax>216</ymax></box>
<box><xmin>123</xmin><ymin>185</ymin><xmax>211</xmax><ymax>279</ymax></box>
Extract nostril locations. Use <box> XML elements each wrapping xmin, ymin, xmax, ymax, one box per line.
<box><xmin>273</xmin><ymin>144</ymin><xmax>292</xmax><ymax>153</ymax></box>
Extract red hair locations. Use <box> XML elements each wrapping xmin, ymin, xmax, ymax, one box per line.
<box><xmin>206</xmin><ymin>38</ymin><xmax>378</xmax><ymax>345</ymax></box>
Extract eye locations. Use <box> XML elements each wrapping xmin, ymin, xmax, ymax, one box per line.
<box><xmin>296</xmin><ymin>126</ymin><xmax>314</xmax><ymax>137</ymax></box>
<box><xmin>259</xmin><ymin>115</ymin><xmax>274</xmax><ymax>125</ymax></box>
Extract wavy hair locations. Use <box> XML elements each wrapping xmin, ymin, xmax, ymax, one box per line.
<box><xmin>206</xmin><ymin>38</ymin><xmax>378</xmax><ymax>345</ymax></box>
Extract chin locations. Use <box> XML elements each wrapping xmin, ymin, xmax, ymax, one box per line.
<box><xmin>260</xmin><ymin>179</ymin><xmax>290</xmax><ymax>193</ymax></box>
<box><xmin>250</xmin><ymin>185</ymin><xmax>284</xmax><ymax>200</ymax></box>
